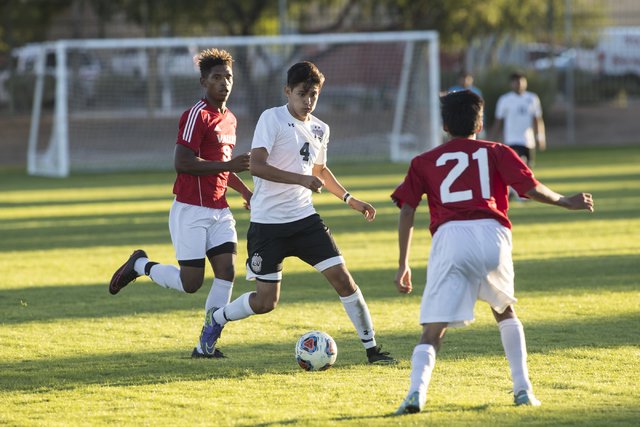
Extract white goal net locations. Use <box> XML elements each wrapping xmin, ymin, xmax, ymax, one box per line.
<box><xmin>26</xmin><ymin>31</ymin><xmax>440</xmax><ymax>177</ymax></box>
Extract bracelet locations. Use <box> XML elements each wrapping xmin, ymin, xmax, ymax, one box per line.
<box><xmin>342</xmin><ymin>192</ymin><xmax>352</xmax><ymax>203</ymax></box>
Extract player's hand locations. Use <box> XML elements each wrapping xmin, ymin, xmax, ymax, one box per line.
<box><xmin>242</xmin><ymin>190</ymin><xmax>253</xmax><ymax>210</ymax></box>
<box><xmin>302</xmin><ymin>175</ymin><xmax>325</xmax><ymax>193</ymax></box>
<box><xmin>228</xmin><ymin>152</ymin><xmax>251</xmax><ymax>173</ymax></box>
<box><xmin>394</xmin><ymin>266</ymin><xmax>412</xmax><ymax>294</ymax></box>
<box><xmin>566</xmin><ymin>192</ymin><xmax>594</xmax><ymax>212</ymax></box>
<box><xmin>347</xmin><ymin>198</ymin><xmax>376</xmax><ymax>222</ymax></box>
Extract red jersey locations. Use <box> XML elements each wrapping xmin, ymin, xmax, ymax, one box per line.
<box><xmin>173</xmin><ymin>98</ymin><xmax>237</xmax><ymax>209</ymax></box>
<box><xmin>391</xmin><ymin>138</ymin><xmax>540</xmax><ymax>235</ymax></box>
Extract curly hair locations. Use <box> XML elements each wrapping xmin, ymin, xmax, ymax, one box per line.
<box><xmin>198</xmin><ymin>48</ymin><xmax>233</xmax><ymax>78</ymax></box>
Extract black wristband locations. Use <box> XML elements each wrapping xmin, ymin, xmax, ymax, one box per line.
<box><xmin>342</xmin><ymin>192</ymin><xmax>351</xmax><ymax>202</ymax></box>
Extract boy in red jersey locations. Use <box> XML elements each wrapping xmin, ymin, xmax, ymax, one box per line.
<box><xmin>392</xmin><ymin>90</ymin><xmax>593</xmax><ymax>414</ymax></box>
<box><xmin>109</xmin><ymin>48</ymin><xmax>252</xmax><ymax>359</ymax></box>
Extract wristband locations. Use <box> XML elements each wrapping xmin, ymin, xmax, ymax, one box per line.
<box><xmin>342</xmin><ymin>192</ymin><xmax>352</xmax><ymax>203</ymax></box>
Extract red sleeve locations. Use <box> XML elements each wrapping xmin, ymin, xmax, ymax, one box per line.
<box><xmin>177</xmin><ymin>109</ymin><xmax>207</xmax><ymax>152</ymax></box>
<box><xmin>391</xmin><ymin>158</ymin><xmax>427</xmax><ymax>209</ymax></box>
<box><xmin>498</xmin><ymin>146</ymin><xmax>540</xmax><ymax>196</ymax></box>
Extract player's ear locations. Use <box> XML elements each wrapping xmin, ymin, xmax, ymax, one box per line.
<box><xmin>442</xmin><ymin>123</ymin><xmax>449</xmax><ymax>133</ymax></box>
<box><xmin>284</xmin><ymin>86</ymin><xmax>291</xmax><ymax>99</ymax></box>
<box><xmin>200</xmin><ymin>77</ymin><xmax>207</xmax><ymax>88</ymax></box>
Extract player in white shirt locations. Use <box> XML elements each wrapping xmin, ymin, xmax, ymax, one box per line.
<box><xmin>197</xmin><ymin>61</ymin><xmax>397</xmax><ymax>365</ymax></box>
<box><xmin>491</xmin><ymin>71</ymin><xmax>546</xmax><ymax>167</ymax></box>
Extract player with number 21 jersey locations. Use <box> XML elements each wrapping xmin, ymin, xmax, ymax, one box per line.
<box><xmin>393</xmin><ymin>139</ymin><xmax>539</xmax><ymax>236</ymax></box>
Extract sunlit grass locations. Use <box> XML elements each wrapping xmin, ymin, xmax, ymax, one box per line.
<box><xmin>1</xmin><ymin>145</ymin><xmax>639</xmax><ymax>426</ymax></box>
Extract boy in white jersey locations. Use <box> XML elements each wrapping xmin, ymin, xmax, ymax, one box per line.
<box><xmin>109</xmin><ymin>49</ymin><xmax>252</xmax><ymax>359</ymax></box>
<box><xmin>491</xmin><ymin>71</ymin><xmax>546</xmax><ymax>166</ymax></box>
<box><xmin>392</xmin><ymin>90</ymin><xmax>593</xmax><ymax>414</ymax></box>
<box><xmin>198</xmin><ymin>61</ymin><xmax>397</xmax><ymax>365</ymax></box>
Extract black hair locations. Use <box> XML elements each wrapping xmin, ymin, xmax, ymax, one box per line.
<box><xmin>198</xmin><ymin>48</ymin><xmax>233</xmax><ymax>79</ymax></box>
<box><xmin>286</xmin><ymin>61</ymin><xmax>325</xmax><ymax>91</ymax></box>
<box><xmin>509</xmin><ymin>70</ymin><xmax>526</xmax><ymax>81</ymax></box>
<box><xmin>440</xmin><ymin>90</ymin><xmax>484</xmax><ymax>137</ymax></box>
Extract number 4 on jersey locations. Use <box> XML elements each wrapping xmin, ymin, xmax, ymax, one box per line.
<box><xmin>437</xmin><ymin>148</ymin><xmax>490</xmax><ymax>203</ymax></box>
<box><xmin>300</xmin><ymin>142</ymin><xmax>310</xmax><ymax>162</ymax></box>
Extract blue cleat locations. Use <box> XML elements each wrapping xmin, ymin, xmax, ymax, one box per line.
<box><xmin>395</xmin><ymin>391</ymin><xmax>424</xmax><ymax>415</ymax></box>
<box><xmin>514</xmin><ymin>390</ymin><xmax>541</xmax><ymax>406</ymax></box>
<box><xmin>199</xmin><ymin>307</ymin><xmax>225</xmax><ymax>356</ymax></box>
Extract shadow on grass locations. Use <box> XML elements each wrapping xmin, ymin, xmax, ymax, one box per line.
<box><xmin>2</xmin><ymin>252</ymin><xmax>638</xmax><ymax>324</ymax></box>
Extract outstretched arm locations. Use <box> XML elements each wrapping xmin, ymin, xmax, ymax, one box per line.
<box><xmin>312</xmin><ymin>163</ymin><xmax>376</xmax><ymax>222</ymax></box>
<box><xmin>227</xmin><ymin>173</ymin><xmax>253</xmax><ymax>210</ymax></box>
<box><xmin>524</xmin><ymin>184</ymin><xmax>594</xmax><ymax>211</ymax></box>
<box><xmin>394</xmin><ymin>203</ymin><xmax>416</xmax><ymax>294</ymax></box>
<box><xmin>174</xmin><ymin>144</ymin><xmax>250</xmax><ymax>175</ymax></box>
<box><xmin>250</xmin><ymin>147</ymin><xmax>324</xmax><ymax>192</ymax></box>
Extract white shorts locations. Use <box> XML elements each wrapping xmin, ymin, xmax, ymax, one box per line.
<box><xmin>168</xmin><ymin>199</ymin><xmax>237</xmax><ymax>262</ymax></box>
<box><xmin>420</xmin><ymin>219</ymin><xmax>517</xmax><ymax>328</ymax></box>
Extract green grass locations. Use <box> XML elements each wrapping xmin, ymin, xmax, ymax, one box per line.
<box><xmin>1</xmin><ymin>145</ymin><xmax>639</xmax><ymax>426</ymax></box>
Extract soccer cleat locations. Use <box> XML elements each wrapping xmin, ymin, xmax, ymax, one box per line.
<box><xmin>109</xmin><ymin>249</ymin><xmax>147</xmax><ymax>295</ymax></box>
<box><xmin>366</xmin><ymin>345</ymin><xmax>397</xmax><ymax>365</ymax></box>
<box><xmin>395</xmin><ymin>391</ymin><xmax>424</xmax><ymax>415</ymax></box>
<box><xmin>191</xmin><ymin>347</ymin><xmax>228</xmax><ymax>359</ymax></box>
<box><xmin>199</xmin><ymin>307</ymin><xmax>225</xmax><ymax>356</ymax></box>
<box><xmin>514</xmin><ymin>390</ymin><xmax>541</xmax><ymax>406</ymax></box>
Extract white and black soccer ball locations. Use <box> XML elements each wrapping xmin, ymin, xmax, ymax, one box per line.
<box><xmin>295</xmin><ymin>330</ymin><xmax>338</xmax><ymax>371</ymax></box>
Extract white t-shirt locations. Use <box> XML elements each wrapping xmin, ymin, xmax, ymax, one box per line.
<box><xmin>250</xmin><ymin>105</ymin><xmax>329</xmax><ymax>224</ymax></box>
<box><xmin>494</xmin><ymin>91</ymin><xmax>542</xmax><ymax>148</ymax></box>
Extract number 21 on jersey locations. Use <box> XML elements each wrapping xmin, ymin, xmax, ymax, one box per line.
<box><xmin>437</xmin><ymin>148</ymin><xmax>490</xmax><ymax>203</ymax></box>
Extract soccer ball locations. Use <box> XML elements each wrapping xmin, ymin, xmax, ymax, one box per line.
<box><xmin>295</xmin><ymin>330</ymin><xmax>338</xmax><ymax>371</ymax></box>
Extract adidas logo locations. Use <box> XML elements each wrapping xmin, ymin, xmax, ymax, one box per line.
<box><xmin>214</xmin><ymin>124</ymin><xmax>222</xmax><ymax>132</ymax></box>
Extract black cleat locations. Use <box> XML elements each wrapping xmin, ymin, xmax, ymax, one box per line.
<box><xmin>191</xmin><ymin>347</ymin><xmax>229</xmax><ymax>359</ymax></box>
<box><xmin>367</xmin><ymin>345</ymin><xmax>397</xmax><ymax>365</ymax></box>
<box><xmin>109</xmin><ymin>249</ymin><xmax>147</xmax><ymax>295</ymax></box>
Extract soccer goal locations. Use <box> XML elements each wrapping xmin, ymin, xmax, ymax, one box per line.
<box><xmin>26</xmin><ymin>31</ymin><xmax>440</xmax><ymax>177</ymax></box>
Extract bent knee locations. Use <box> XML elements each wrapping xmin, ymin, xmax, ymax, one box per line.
<box><xmin>182</xmin><ymin>280</ymin><xmax>203</xmax><ymax>294</ymax></box>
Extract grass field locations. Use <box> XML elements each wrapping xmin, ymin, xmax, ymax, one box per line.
<box><xmin>1</xmin><ymin>145</ymin><xmax>639</xmax><ymax>426</ymax></box>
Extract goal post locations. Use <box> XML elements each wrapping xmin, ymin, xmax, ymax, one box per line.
<box><xmin>26</xmin><ymin>31</ymin><xmax>440</xmax><ymax>177</ymax></box>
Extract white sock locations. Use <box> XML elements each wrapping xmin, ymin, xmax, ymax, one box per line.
<box><xmin>205</xmin><ymin>278</ymin><xmax>233</xmax><ymax>313</ymax></box>
<box><xmin>147</xmin><ymin>264</ymin><xmax>186</xmax><ymax>293</ymax></box>
<box><xmin>499</xmin><ymin>318</ymin><xmax>533</xmax><ymax>394</ymax></box>
<box><xmin>408</xmin><ymin>344</ymin><xmax>436</xmax><ymax>396</ymax></box>
<box><xmin>212</xmin><ymin>292</ymin><xmax>255</xmax><ymax>326</ymax></box>
<box><xmin>134</xmin><ymin>257</ymin><xmax>149</xmax><ymax>276</ymax></box>
<box><xmin>340</xmin><ymin>286</ymin><xmax>376</xmax><ymax>349</ymax></box>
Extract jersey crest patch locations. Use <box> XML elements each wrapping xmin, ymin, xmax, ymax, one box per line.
<box><xmin>251</xmin><ymin>254</ymin><xmax>263</xmax><ymax>273</ymax></box>
<box><xmin>312</xmin><ymin>126</ymin><xmax>324</xmax><ymax>139</ymax></box>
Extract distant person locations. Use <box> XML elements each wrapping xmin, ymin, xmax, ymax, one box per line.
<box><xmin>447</xmin><ymin>70</ymin><xmax>483</xmax><ymax>99</ymax></box>
<box><xmin>197</xmin><ymin>61</ymin><xmax>397</xmax><ymax>365</ymax></box>
<box><xmin>447</xmin><ymin>70</ymin><xmax>485</xmax><ymax>138</ymax></box>
<box><xmin>109</xmin><ymin>48</ymin><xmax>252</xmax><ymax>359</ymax></box>
<box><xmin>491</xmin><ymin>71</ymin><xmax>546</xmax><ymax>166</ymax></box>
<box><xmin>391</xmin><ymin>90</ymin><xmax>594</xmax><ymax>415</ymax></box>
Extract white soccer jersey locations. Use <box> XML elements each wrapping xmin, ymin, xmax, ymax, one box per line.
<box><xmin>495</xmin><ymin>91</ymin><xmax>542</xmax><ymax>148</ymax></box>
<box><xmin>250</xmin><ymin>105</ymin><xmax>329</xmax><ymax>224</ymax></box>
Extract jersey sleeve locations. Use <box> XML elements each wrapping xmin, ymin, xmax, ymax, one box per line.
<box><xmin>177</xmin><ymin>110</ymin><xmax>206</xmax><ymax>152</ymax></box>
<box><xmin>532</xmin><ymin>93</ymin><xmax>542</xmax><ymax>117</ymax></box>
<box><xmin>391</xmin><ymin>157</ymin><xmax>426</xmax><ymax>209</ymax></box>
<box><xmin>314</xmin><ymin>126</ymin><xmax>329</xmax><ymax>165</ymax></box>
<box><xmin>494</xmin><ymin>95</ymin><xmax>506</xmax><ymax>120</ymax></box>
<box><xmin>251</xmin><ymin>109</ymin><xmax>279</xmax><ymax>154</ymax></box>
<box><xmin>498</xmin><ymin>146</ymin><xmax>540</xmax><ymax>196</ymax></box>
